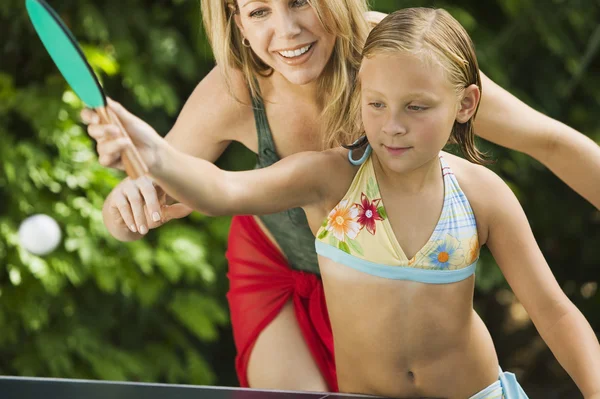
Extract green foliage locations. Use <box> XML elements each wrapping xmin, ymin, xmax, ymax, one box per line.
<box><xmin>1</xmin><ymin>0</ymin><xmax>599</xmax><ymax>396</ymax></box>
<box><xmin>0</xmin><ymin>0</ymin><xmax>231</xmax><ymax>385</ymax></box>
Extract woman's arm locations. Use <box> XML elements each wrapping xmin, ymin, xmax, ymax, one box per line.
<box><xmin>480</xmin><ymin>168</ymin><xmax>600</xmax><ymax>398</ymax></box>
<box><xmin>476</xmin><ymin>72</ymin><xmax>600</xmax><ymax>210</ymax></box>
<box><xmin>365</xmin><ymin>11</ymin><xmax>387</xmax><ymax>27</ymax></box>
<box><xmin>161</xmin><ymin>66</ymin><xmax>255</xmax><ymax>159</ymax></box>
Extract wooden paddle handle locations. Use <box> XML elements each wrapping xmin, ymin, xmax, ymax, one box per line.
<box><xmin>97</xmin><ymin>106</ymin><xmax>148</xmax><ymax>179</ymax></box>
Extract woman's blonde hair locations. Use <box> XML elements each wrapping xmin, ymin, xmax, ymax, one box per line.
<box><xmin>201</xmin><ymin>0</ymin><xmax>370</xmax><ymax>150</ymax></box>
<box><xmin>334</xmin><ymin>8</ymin><xmax>489</xmax><ymax>164</ymax></box>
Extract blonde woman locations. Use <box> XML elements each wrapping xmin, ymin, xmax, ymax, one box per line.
<box><xmin>82</xmin><ymin>0</ymin><xmax>600</xmax><ymax>392</ymax></box>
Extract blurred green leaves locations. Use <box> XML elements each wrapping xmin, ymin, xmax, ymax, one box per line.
<box><xmin>0</xmin><ymin>0</ymin><xmax>598</xmax><ymax>395</ymax></box>
<box><xmin>0</xmin><ymin>0</ymin><xmax>228</xmax><ymax>386</ymax></box>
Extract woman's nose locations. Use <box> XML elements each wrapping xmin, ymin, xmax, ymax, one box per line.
<box><xmin>274</xmin><ymin>9</ymin><xmax>302</xmax><ymax>39</ymax></box>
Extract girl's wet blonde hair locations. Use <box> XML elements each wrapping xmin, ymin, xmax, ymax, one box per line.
<box><xmin>201</xmin><ymin>0</ymin><xmax>370</xmax><ymax>150</ymax></box>
<box><xmin>335</xmin><ymin>8</ymin><xmax>489</xmax><ymax>164</ymax></box>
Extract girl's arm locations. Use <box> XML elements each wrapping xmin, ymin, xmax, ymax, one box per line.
<box><xmin>476</xmin><ymin>72</ymin><xmax>600</xmax><ymax>210</ymax></box>
<box><xmin>85</xmin><ymin>66</ymin><xmax>255</xmax><ymax>241</ymax></box>
<box><xmin>478</xmin><ymin>167</ymin><xmax>600</xmax><ymax>398</ymax></box>
<box><xmin>148</xmin><ymin>141</ymin><xmax>348</xmax><ymax>218</ymax></box>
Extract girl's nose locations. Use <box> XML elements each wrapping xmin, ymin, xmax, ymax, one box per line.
<box><xmin>382</xmin><ymin>115</ymin><xmax>408</xmax><ymax>136</ymax></box>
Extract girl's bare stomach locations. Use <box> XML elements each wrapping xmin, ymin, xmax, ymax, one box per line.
<box><xmin>319</xmin><ymin>257</ymin><xmax>500</xmax><ymax>399</ymax></box>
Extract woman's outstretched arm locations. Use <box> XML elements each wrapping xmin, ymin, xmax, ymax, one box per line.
<box><xmin>476</xmin><ymin>72</ymin><xmax>600</xmax><ymax>210</ymax></box>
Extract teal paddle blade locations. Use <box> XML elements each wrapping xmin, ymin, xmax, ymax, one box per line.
<box><xmin>26</xmin><ymin>0</ymin><xmax>106</xmax><ymax>108</ymax></box>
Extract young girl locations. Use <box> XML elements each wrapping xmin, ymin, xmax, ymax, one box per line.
<box><xmin>92</xmin><ymin>8</ymin><xmax>600</xmax><ymax>399</ymax></box>
<box><xmin>84</xmin><ymin>0</ymin><xmax>600</xmax><ymax>392</ymax></box>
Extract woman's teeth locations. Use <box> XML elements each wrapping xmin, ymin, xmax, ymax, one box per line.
<box><xmin>278</xmin><ymin>44</ymin><xmax>312</xmax><ymax>58</ymax></box>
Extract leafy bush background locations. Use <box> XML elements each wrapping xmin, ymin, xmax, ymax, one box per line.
<box><xmin>1</xmin><ymin>0</ymin><xmax>598</xmax><ymax>397</ymax></box>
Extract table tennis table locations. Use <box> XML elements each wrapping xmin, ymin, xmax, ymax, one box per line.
<box><xmin>0</xmin><ymin>376</ymin><xmax>381</xmax><ymax>399</ymax></box>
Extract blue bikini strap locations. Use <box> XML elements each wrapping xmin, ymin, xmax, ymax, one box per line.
<box><xmin>348</xmin><ymin>138</ymin><xmax>372</xmax><ymax>166</ymax></box>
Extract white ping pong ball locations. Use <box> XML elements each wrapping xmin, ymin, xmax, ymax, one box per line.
<box><xmin>18</xmin><ymin>214</ymin><xmax>62</xmax><ymax>256</ymax></box>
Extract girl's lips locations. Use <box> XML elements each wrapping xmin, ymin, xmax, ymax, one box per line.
<box><xmin>384</xmin><ymin>145</ymin><xmax>412</xmax><ymax>156</ymax></box>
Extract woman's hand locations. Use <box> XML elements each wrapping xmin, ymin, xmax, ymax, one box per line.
<box><xmin>104</xmin><ymin>175</ymin><xmax>192</xmax><ymax>236</ymax></box>
<box><xmin>81</xmin><ymin>98</ymin><xmax>192</xmax><ymax>238</ymax></box>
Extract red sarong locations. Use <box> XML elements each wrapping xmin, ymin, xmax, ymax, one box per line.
<box><xmin>225</xmin><ymin>215</ymin><xmax>337</xmax><ymax>391</ymax></box>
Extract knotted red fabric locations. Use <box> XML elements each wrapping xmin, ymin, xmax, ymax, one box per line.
<box><xmin>225</xmin><ymin>215</ymin><xmax>337</xmax><ymax>392</ymax></box>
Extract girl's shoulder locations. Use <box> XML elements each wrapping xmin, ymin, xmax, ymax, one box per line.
<box><xmin>308</xmin><ymin>147</ymin><xmax>361</xmax><ymax>213</ymax></box>
<box><xmin>313</xmin><ymin>147</ymin><xmax>358</xmax><ymax>182</ymax></box>
<box><xmin>441</xmin><ymin>151</ymin><xmax>511</xmax><ymax>246</ymax></box>
<box><xmin>440</xmin><ymin>152</ymin><xmax>492</xmax><ymax>203</ymax></box>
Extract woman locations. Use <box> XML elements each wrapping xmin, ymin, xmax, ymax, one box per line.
<box><xmin>82</xmin><ymin>0</ymin><xmax>600</xmax><ymax>392</ymax></box>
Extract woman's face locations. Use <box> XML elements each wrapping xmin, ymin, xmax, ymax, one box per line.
<box><xmin>235</xmin><ymin>0</ymin><xmax>337</xmax><ymax>85</ymax></box>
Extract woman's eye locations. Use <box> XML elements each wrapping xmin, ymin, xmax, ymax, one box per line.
<box><xmin>370</xmin><ymin>102</ymin><xmax>385</xmax><ymax>109</ymax></box>
<box><xmin>249</xmin><ymin>8</ymin><xmax>268</xmax><ymax>18</ymax></box>
<box><xmin>408</xmin><ymin>105</ymin><xmax>427</xmax><ymax>111</ymax></box>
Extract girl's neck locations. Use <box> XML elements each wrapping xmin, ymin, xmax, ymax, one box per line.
<box><xmin>372</xmin><ymin>153</ymin><xmax>441</xmax><ymax>195</ymax></box>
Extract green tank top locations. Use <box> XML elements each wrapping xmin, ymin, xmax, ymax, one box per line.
<box><xmin>251</xmin><ymin>94</ymin><xmax>321</xmax><ymax>275</ymax></box>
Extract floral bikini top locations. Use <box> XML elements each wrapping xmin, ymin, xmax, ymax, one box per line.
<box><xmin>314</xmin><ymin>149</ymin><xmax>480</xmax><ymax>284</ymax></box>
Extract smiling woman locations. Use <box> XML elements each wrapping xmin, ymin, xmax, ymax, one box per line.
<box><xmin>80</xmin><ymin>0</ymin><xmax>600</xmax><ymax>394</ymax></box>
<box><xmin>232</xmin><ymin>0</ymin><xmax>337</xmax><ymax>84</ymax></box>
<box><xmin>205</xmin><ymin>0</ymin><xmax>368</xmax><ymax>141</ymax></box>
<box><xmin>277</xmin><ymin>43</ymin><xmax>313</xmax><ymax>59</ymax></box>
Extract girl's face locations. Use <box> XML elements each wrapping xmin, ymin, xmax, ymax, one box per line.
<box><xmin>235</xmin><ymin>0</ymin><xmax>337</xmax><ymax>85</ymax></box>
<box><xmin>360</xmin><ymin>52</ymin><xmax>479</xmax><ymax>174</ymax></box>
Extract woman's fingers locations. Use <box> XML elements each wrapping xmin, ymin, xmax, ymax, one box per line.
<box><xmin>112</xmin><ymin>192</ymin><xmax>138</xmax><ymax>233</ymax></box>
<box><xmin>108</xmin><ymin>178</ymin><xmax>185</xmax><ymax>236</ymax></box>
<box><xmin>162</xmin><ymin>203</ymin><xmax>193</xmax><ymax>221</ymax></box>
<box><xmin>123</xmin><ymin>183</ymin><xmax>150</xmax><ymax>235</ymax></box>
<box><xmin>137</xmin><ymin>177</ymin><xmax>162</xmax><ymax>225</ymax></box>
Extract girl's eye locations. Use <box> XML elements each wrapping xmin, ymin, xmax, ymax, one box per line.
<box><xmin>249</xmin><ymin>8</ymin><xmax>269</xmax><ymax>18</ymax></box>
<box><xmin>408</xmin><ymin>105</ymin><xmax>427</xmax><ymax>111</ymax></box>
<box><xmin>291</xmin><ymin>0</ymin><xmax>309</xmax><ymax>8</ymax></box>
<box><xmin>370</xmin><ymin>102</ymin><xmax>385</xmax><ymax>109</ymax></box>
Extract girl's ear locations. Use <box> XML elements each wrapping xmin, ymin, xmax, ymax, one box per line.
<box><xmin>456</xmin><ymin>84</ymin><xmax>480</xmax><ymax>124</ymax></box>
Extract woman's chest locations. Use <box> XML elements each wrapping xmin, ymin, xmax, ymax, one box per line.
<box><xmin>263</xmin><ymin>100</ymin><xmax>325</xmax><ymax>157</ymax></box>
